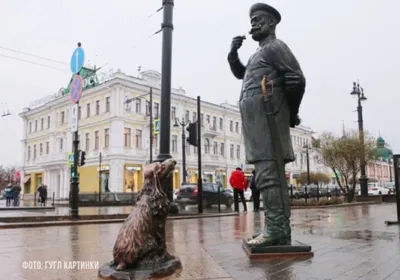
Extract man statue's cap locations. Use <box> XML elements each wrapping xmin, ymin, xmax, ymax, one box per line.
<box><xmin>249</xmin><ymin>3</ymin><xmax>281</xmax><ymax>23</ymax></box>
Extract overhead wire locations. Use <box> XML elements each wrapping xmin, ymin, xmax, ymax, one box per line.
<box><xmin>0</xmin><ymin>54</ymin><xmax>68</xmax><ymax>72</ymax></box>
<box><xmin>0</xmin><ymin>46</ymin><xmax>67</xmax><ymax>65</ymax></box>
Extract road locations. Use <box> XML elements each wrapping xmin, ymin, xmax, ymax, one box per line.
<box><xmin>0</xmin><ymin>204</ymin><xmax>399</xmax><ymax>279</ymax></box>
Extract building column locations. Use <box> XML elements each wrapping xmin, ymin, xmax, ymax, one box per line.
<box><xmin>59</xmin><ymin>169</ymin><xmax>65</xmax><ymax>199</ymax></box>
<box><xmin>63</xmin><ymin>167</ymin><xmax>70</xmax><ymax>199</ymax></box>
<box><xmin>20</xmin><ymin>170</ymin><xmax>25</xmax><ymax>197</ymax></box>
<box><xmin>109</xmin><ymin>159</ymin><xmax>124</xmax><ymax>192</ymax></box>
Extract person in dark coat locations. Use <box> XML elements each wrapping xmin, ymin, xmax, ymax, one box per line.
<box><xmin>12</xmin><ymin>185</ymin><xmax>21</xmax><ymax>206</ymax></box>
<box><xmin>250</xmin><ymin>170</ymin><xmax>261</xmax><ymax>212</ymax></box>
<box><xmin>38</xmin><ymin>185</ymin><xmax>48</xmax><ymax>206</ymax></box>
<box><xmin>4</xmin><ymin>184</ymin><xmax>13</xmax><ymax>207</ymax></box>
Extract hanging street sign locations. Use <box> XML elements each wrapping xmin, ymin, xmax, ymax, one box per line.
<box><xmin>153</xmin><ymin>119</ymin><xmax>160</xmax><ymax>135</ymax></box>
<box><xmin>69</xmin><ymin>104</ymin><xmax>79</xmax><ymax>132</ymax></box>
<box><xmin>67</xmin><ymin>153</ymin><xmax>74</xmax><ymax>166</ymax></box>
<box><xmin>70</xmin><ymin>75</ymin><xmax>83</xmax><ymax>103</ymax></box>
<box><xmin>70</xmin><ymin>46</ymin><xmax>85</xmax><ymax>74</ymax></box>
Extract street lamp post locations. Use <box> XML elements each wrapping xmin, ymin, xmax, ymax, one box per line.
<box><xmin>173</xmin><ymin>117</ymin><xmax>189</xmax><ymax>184</ymax></box>
<box><xmin>389</xmin><ymin>158</ymin><xmax>393</xmax><ymax>182</ymax></box>
<box><xmin>303</xmin><ymin>144</ymin><xmax>313</xmax><ymax>200</ymax></box>
<box><xmin>351</xmin><ymin>81</ymin><xmax>368</xmax><ymax>196</ymax></box>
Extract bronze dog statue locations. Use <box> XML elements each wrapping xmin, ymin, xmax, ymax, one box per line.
<box><xmin>111</xmin><ymin>159</ymin><xmax>177</xmax><ymax>271</ymax></box>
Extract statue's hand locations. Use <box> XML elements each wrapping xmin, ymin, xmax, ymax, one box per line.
<box><xmin>284</xmin><ymin>73</ymin><xmax>305</xmax><ymax>91</ymax></box>
<box><xmin>230</xmin><ymin>36</ymin><xmax>246</xmax><ymax>53</ymax></box>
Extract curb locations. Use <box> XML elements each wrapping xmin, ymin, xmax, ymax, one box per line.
<box><xmin>0</xmin><ymin>213</ymin><xmax>239</xmax><ymax>229</ymax></box>
<box><xmin>257</xmin><ymin>201</ymin><xmax>383</xmax><ymax>211</ymax></box>
<box><xmin>0</xmin><ymin>207</ymin><xmax>55</xmax><ymax>211</ymax></box>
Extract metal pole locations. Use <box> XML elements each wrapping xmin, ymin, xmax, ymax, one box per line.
<box><xmin>393</xmin><ymin>155</ymin><xmax>400</xmax><ymax>222</ymax></box>
<box><xmin>197</xmin><ymin>96</ymin><xmax>203</xmax><ymax>214</ymax></box>
<box><xmin>156</xmin><ymin>0</ymin><xmax>175</xmax><ymax>205</ymax></box>
<box><xmin>149</xmin><ymin>87</ymin><xmax>153</xmax><ymax>163</ymax></box>
<box><xmin>389</xmin><ymin>159</ymin><xmax>393</xmax><ymax>182</ymax></box>
<box><xmin>358</xmin><ymin>98</ymin><xmax>368</xmax><ymax>196</ymax></box>
<box><xmin>305</xmin><ymin>147</ymin><xmax>310</xmax><ymax>203</ymax></box>
<box><xmin>181</xmin><ymin>123</ymin><xmax>187</xmax><ymax>184</ymax></box>
<box><xmin>98</xmin><ymin>152</ymin><xmax>102</xmax><ymax>203</ymax></box>
<box><xmin>70</xmin><ymin>129</ymin><xmax>79</xmax><ymax>218</ymax></box>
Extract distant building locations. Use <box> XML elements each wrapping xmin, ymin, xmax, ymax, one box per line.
<box><xmin>367</xmin><ymin>136</ymin><xmax>394</xmax><ymax>183</ymax></box>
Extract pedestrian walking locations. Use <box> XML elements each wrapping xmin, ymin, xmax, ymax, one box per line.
<box><xmin>250</xmin><ymin>170</ymin><xmax>260</xmax><ymax>212</ymax></box>
<box><xmin>13</xmin><ymin>185</ymin><xmax>21</xmax><ymax>206</ymax></box>
<box><xmin>229</xmin><ymin>167</ymin><xmax>247</xmax><ymax>213</ymax></box>
<box><xmin>38</xmin><ymin>185</ymin><xmax>48</xmax><ymax>206</ymax></box>
<box><xmin>4</xmin><ymin>184</ymin><xmax>13</xmax><ymax>207</ymax></box>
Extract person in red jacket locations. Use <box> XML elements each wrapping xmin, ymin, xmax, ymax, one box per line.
<box><xmin>229</xmin><ymin>167</ymin><xmax>247</xmax><ymax>212</ymax></box>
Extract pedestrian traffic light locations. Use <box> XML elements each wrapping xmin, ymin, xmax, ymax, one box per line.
<box><xmin>186</xmin><ymin>121</ymin><xmax>198</xmax><ymax>146</ymax></box>
<box><xmin>80</xmin><ymin>150</ymin><xmax>86</xmax><ymax>166</ymax></box>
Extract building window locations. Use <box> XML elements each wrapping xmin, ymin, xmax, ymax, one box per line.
<box><xmin>212</xmin><ymin>117</ymin><xmax>217</xmax><ymax>129</ymax></box>
<box><xmin>40</xmin><ymin>118</ymin><xmax>44</xmax><ymax>130</ymax></box>
<box><xmin>213</xmin><ymin>141</ymin><xmax>218</xmax><ymax>154</ymax></box>
<box><xmin>135</xmin><ymin>98</ymin><xmax>141</xmax><ymax>114</ymax></box>
<box><xmin>124</xmin><ymin>128</ymin><xmax>131</xmax><ymax>147</ymax></box>
<box><xmin>154</xmin><ymin>103</ymin><xmax>159</xmax><ymax>118</ymax></box>
<box><xmin>235</xmin><ymin>122</ymin><xmax>239</xmax><ymax>133</ymax></box>
<box><xmin>192</xmin><ymin>112</ymin><xmax>197</xmax><ymax>122</ymax></box>
<box><xmin>171</xmin><ymin>106</ymin><xmax>176</xmax><ymax>120</ymax></box>
<box><xmin>204</xmin><ymin>139</ymin><xmax>210</xmax><ymax>154</ymax></box>
<box><xmin>145</xmin><ymin>101</ymin><xmax>150</xmax><ymax>116</ymax></box>
<box><xmin>78</xmin><ymin>106</ymin><xmax>81</xmax><ymax>120</ymax></box>
<box><xmin>236</xmin><ymin>145</ymin><xmax>240</xmax><ymax>159</ymax></box>
<box><xmin>206</xmin><ymin>115</ymin><xmax>210</xmax><ymax>124</ymax></box>
<box><xmin>61</xmin><ymin>111</ymin><xmax>65</xmax><ymax>124</ymax></box>
<box><xmin>94</xmin><ymin>131</ymin><xmax>99</xmax><ymax>149</ymax></box>
<box><xmin>33</xmin><ymin>145</ymin><xmax>37</xmax><ymax>159</ymax></box>
<box><xmin>29</xmin><ymin>122</ymin><xmax>32</xmax><ymax>133</ymax></box>
<box><xmin>230</xmin><ymin>121</ymin><xmax>233</xmax><ymax>132</ymax></box>
<box><xmin>104</xmin><ymin>129</ymin><xmax>109</xmax><ymax>148</ymax></box>
<box><xmin>85</xmin><ymin>133</ymin><xmax>90</xmax><ymax>151</ymax></box>
<box><xmin>59</xmin><ymin>138</ymin><xmax>63</xmax><ymax>151</ymax></box>
<box><xmin>135</xmin><ymin>129</ymin><xmax>142</xmax><ymax>148</ymax></box>
<box><xmin>46</xmin><ymin>142</ymin><xmax>49</xmax><ymax>154</ymax></box>
<box><xmin>47</xmin><ymin>116</ymin><xmax>50</xmax><ymax>129</ymax></box>
<box><xmin>86</xmin><ymin>103</ymin><xmax>90</xmax><ymax>118</ymax></box>
<box><xmin>153</xmin><ymin>134</ymin><xmax>159</xmax><ymax>148</ymax></box>
<box><xmin>35</xmin><ymin>120</ymin><xmax>38</xmax><ymax>132</ymax></box>
<box><xmin>220</xmin><ymin>142</ymin><xmax>225</xmax><ymax>156</ymax></box>
<box><xmin>96</xmin><ymin>100</ymin><xmax>100</xmax><ymax>115</ymax></box>
<box><xmin>39</xmin><ymin>143</ymin><xmax>43</xmax><ymax>155</ymax></box>
<box><xmin>230</xmin><ymin>144</ymin><xmax>234</xmax><ymax>158</ymax></box>
<box><xmin>185</xmin><ymin>110</ymin><xmax>190</xmax><ymax>123</ymax></box>
<box><xmin>219</xmin><ymin>118</ymin><xmax>223</xmax><ymax>130</ymax></box>
<box><xmin>105</xmin><ymin>97</ymin><xmax>110</xmax><ymax>112</ymax></box>
<box><xmin>172</xmin><ymin>135</ymin><xmax>178</xmax><ymax>152</ymax></box>
<box><xmin>27</xmin><ymin>146</ymin><xmax>31</xmax><ymax>160</ymax></box>
<box><xmin>200</xmin><ymin>113</ymin><xmax>204</xmax><ymax>127</ymax></box>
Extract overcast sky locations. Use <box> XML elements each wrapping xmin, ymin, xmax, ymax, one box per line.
<box><xmin>0</xmin><ymin>0</ymin><xmax>398</xmax><ymax>166</ymax></box>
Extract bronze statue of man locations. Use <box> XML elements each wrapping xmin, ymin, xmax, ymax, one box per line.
<box><xmin>228</xmin><ymin>3</ymin><xmax>305</xmax><ymax>246</ymax></box>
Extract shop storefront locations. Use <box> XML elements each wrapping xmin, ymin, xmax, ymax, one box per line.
<box><xmin>173</xmin><ymin>169</ymin><xmax>180</xmax><ymax>189</ymax></box>
<box><xmin>203</xmin><ymin>171</ymin><xmax>214</xmax><ymax>183</ymax></box>
<box><xmin>215</xmin><ymin>169</ymin><xmax>226</xmax><ymax>187</ymax></box>
<box><xmin>78</xmin><ymin>165</ymin><xmax>108</xmax><ymax>193</ymax></box>
<box><xmin>23</xmin><ymin>172</ymin><xmax>43</xmax><ymax>194</ymax></box>
<box><xmin>187</xmin><ymin>168</ymin><xmax>198</xmax><ymax>184</ymax></box>
<box><xmin>124</xmin><ymin>164</ymin><xmax>143</xmax><ymax>192</ymax></box>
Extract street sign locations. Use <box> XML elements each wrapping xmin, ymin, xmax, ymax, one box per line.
<box><xmin>69</xmin><ymin>104</ymin><xmax>79</xmax><ymax>132</ymax></box>
<box><xmin>70</xmin><ymin>75</ymin><xmax>83</xmax><ymax>103</ymax></box>
<box><xmin>67</xmin><ymin>153</ymin><xmax>74</xmax><ymax>166</ymax></box>
<box><xmin>70</xmin><ymin>47</ymin><xmax>85</xmax><ymax>74</ymax></box>
<box><xmin>153</xmin><ymin>119</ymin><xmax>160</xmax><ymax>134</ymax></box>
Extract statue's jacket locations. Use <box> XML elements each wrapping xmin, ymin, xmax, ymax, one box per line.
<box><xmin>228</xmin><ymin>38</ymin><xmax>305</xmax><ymax>164</ymax></box>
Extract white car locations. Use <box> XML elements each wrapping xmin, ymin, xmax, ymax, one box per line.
<box><xmin>358</xmin><ymin>183</ymin><xmax>389</xmax><ymax>195</ymax></box>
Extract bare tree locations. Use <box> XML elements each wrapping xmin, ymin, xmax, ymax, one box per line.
<box><xmin>319</xmin><ymin>129</ymin><xmax>375</xmax><ymax>202</ymax></box>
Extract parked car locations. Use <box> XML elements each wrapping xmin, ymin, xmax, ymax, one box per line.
<box><xmin>173</xmin><ymin>189</ymin><xmax>179</xmax><ymax>201</ymax></box>
<box><xmin>383</xmin><ymin>182</ymin><xmax>395</xmax><ymax>194</ymax></box>
<box><xmin>327</xmin><ymin>185</ymin><xmax>341</xmax><ymax>197</ymax></box>
<box><xmin>175</xmin><ymin>183</ymin><xmax>234</xmax><ymax>209</ymax></box>
<box><xmin>367</xmin><ymin>183</ymin><xmax>389</xmax><ymax>195</ymax></box>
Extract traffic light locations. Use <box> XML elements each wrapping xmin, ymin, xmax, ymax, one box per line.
<box><xmin>80</xmin><ymin>150</ymin><xmax>86</xmax><ymax>166</ymax></box>
<box><xmin>186</xmin><ymin>121</ymin><xmax>198</xmax><ymax>146</ymax></box>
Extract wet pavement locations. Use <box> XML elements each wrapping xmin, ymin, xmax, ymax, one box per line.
<box><xmin>0</xmin><ymin>203</ymin><xmax>400</xmax><ymax>279</ymax></box>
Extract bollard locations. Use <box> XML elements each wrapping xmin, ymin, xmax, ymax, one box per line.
<box><xmin>52</xmin><ymin>192</ymin><xmax>55</xmax><ymax>206</ymax></box>
<box><xmin>217</xmin><ymin>185</ymin><xmax>221</xmax><ymax>213</ymax></box>
<box><xmin>34</xmin><ymin>192</ymin><xmax>37</xmax><ymax>207</ymax></box>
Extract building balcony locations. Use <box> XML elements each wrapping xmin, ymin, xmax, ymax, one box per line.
<box><xmin>202</xmin><ymin>125</ymin><xmax>219</xmax><ymax>138</ymax></box>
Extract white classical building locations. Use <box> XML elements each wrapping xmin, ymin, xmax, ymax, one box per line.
<box><xmin>19</xmin><ymin>68</ymin><xmax>330</xmax><ymax>199</ymax></box>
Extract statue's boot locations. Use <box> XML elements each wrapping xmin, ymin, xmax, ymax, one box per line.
<box><xmin>247</xmin><ymin>187</ymin><xmax>291</xmax><ymax>247</ymax></box>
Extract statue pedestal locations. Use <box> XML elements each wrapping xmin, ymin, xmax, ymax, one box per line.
<box><xmin>98</xmin><ymin>257</ymin><xmax>182</xmax><ymax>280</ymax></box>
<box><xmin>242</xmin><ymin>238</ymin><xmax>313</xmax><ymax>261</ymax></box>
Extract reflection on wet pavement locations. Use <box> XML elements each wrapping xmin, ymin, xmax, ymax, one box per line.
<box><xmin>0</xmin><ymin>204</ymin><xmax>399</xmax><ymax>279</ymax></box>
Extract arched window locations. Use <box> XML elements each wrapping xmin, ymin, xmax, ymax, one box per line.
<box><xmin>204</xmin><ymin>138</ymin><xmax>210</xmax><ymax>154</ymax></box>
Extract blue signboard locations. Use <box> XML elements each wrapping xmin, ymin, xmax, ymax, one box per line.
<box><xmin>70</xmin><ymin>47</ymin><xmax>85</xmax><ymax>74</ymax></box>
<box><xmin>153</xmin><ymin>119</ymin><xmax>160</xmax><ymax>135</ymax></box>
